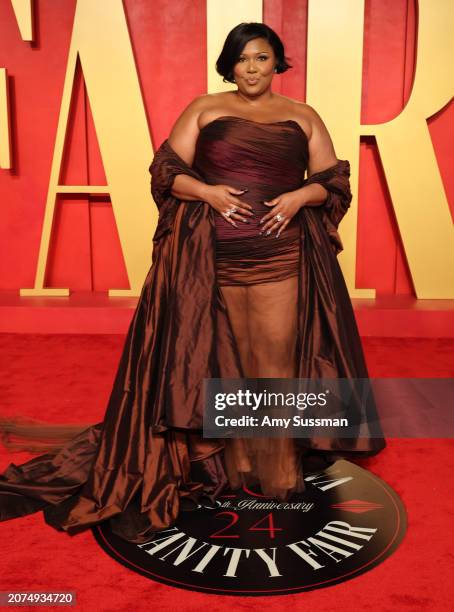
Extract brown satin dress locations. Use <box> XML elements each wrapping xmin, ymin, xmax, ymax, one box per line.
<box><xmin>0</xmin><ymin>116</ymin><xmax>383</xmax><ymax>544</ymax></box>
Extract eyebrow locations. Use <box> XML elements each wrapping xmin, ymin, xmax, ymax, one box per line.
<box><xmin>239</xmin><ymin>52</ymin><xmax>269</xmax><ymax>56</ymax></box>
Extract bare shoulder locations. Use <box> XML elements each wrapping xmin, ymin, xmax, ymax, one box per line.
<box><xmin>196</xmin><ymin>91</ymin><xmax>238</xmax><ymax>128</ymax></box>
<box><xmin>275</xmin><ymin>95</ymin><xmax>338</xmax><ymax>172</ymax></box>
<box><xmin>167</xmin><ymin>94</ymin><xmax>217</xmax><ymax>164</ymax></box>
<box><xmin>168</xmin><ymin>92</ymin><xmax>228</xmax><ymax>139</ymax></box>
<box><xmin>286</xmin><ymin>98</ymin><xmax>336</xmax><ymax>148</ymax></box>
<box><xmin>168</xmin><ymin>94</ymin><xmax>210</xmax><ymax>135</ymax></box>
<box><xmin>295</xmin><ymin>102</ymin><xmax>337</xmax><ymax>173</ymax></box>
<box><xmin>185</xmin><ymin>92</ymin><xmax>225</xmax><ymax>117</ymax></box>
<box><xmin>298</xmin><ymin>102</ymin><xmax>330</xmax><ymax>131</ymax></box>
<box><xmin>273</xmin><ymin>95</ymin><xmax>315</xmax><ymax>139</ymax></box>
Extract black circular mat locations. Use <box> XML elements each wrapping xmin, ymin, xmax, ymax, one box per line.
<box><xmin>93</xmin><ymin>459</ymin><xmax>406</xmax><ymax>596</ymax></box>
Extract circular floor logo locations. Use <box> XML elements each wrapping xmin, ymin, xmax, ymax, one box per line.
<box><xmin>93</xmin><ymin>459</ymin><xmax>407</xmax><ymax>596</ymax></box>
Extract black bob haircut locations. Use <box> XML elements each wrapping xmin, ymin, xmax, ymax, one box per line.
<box><xmin>216</xmin><ymin>22</ymin><xmax>293</xmax><ymax>84</ymax></box>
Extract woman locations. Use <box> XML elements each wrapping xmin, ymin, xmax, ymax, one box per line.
<box><xmin>0</xmin><ymin>23</ymin><xmax>385</xmax><ymax>544</ymax></box>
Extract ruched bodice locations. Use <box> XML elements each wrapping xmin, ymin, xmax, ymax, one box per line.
<box><xmin>193</xmin><ymin>116</ymin><xmax>309</xmax><ymax>240</ymax></box>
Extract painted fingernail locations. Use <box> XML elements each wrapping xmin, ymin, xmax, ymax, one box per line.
<box><xmin>266</xmin><ymin>230</ymin><xmax>271</xmax><ymax>236</ymax></box>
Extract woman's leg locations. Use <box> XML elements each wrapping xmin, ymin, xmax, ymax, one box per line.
<box><xmin>218</xmin><ymin>283</ymin><xmax>251</xmax><ymax>374</ymax></box>
<box><xmin>247</xmin><ymin>276</ymin><xmax>298</xmax><ymax>378</ymax></box>
<box><xmin>219</xmin><ymin>275</ymin><xmax>298</xmax><ymax>377</ymax></box>
<box><xmin>219</xmin><ymin>276</ymin><xmax>303</xmax><ymax>498</ymax></box>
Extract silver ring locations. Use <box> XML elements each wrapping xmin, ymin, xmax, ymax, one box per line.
<box><xmin>275</xmin><ymin>213</ymin><xmax>285</xmax><ymax>222</ymax></box>
<box><xmin>224</xmin><ymin>206</ymin><xmax>237</xmax><ymax>218</ymax></box>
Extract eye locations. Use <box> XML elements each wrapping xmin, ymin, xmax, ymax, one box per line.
<box><xmin>237</xmin><ymin>56</ymin><xmax>268</xmax><ymax>62</ymax></box>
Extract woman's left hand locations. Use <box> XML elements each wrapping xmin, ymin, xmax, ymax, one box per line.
<box><xmin>259</xmin><ymin>190</ymin><xmax>306</xmax><ymax>237</ymax></box>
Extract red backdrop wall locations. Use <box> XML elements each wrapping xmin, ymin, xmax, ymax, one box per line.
<box><xmin>0</xmin><ymin>0</ymin><xmax>452</xmax><ymax>296</ymax></box>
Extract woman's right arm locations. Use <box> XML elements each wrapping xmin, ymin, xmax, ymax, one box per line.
<box><xmin>167</xmin><ymin>96</ymin><xmax>253</xmax><ymax>225</ymax></box>
<box><xmin>167</xmin><ymin>95</ymin><xmax>208</xmax><ymax>200</ymax></box>
<box><xmin>171</xmin><ymin>173</ymin><xmax>211</xmax><ymax>202</ymax></box>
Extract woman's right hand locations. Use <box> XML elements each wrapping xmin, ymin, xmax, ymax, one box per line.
<box><xmin>202</xmin><ymin>184</ymin><xmax>254</xmax><ymax>227</ymax></box>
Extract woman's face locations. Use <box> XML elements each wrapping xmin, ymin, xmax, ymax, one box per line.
<box><xmin>232</xmin><ymin>37</ymin><xmax>277</xmax><ymax>93</ymax></box>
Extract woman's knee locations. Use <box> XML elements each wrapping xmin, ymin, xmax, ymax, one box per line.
<box><xmin>250</xmin><ymin>334</ymin><xmax>296</xmax><ymax>367</ymax></box>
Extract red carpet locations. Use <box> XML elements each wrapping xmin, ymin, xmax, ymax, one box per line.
<box><xmin>1</xmin><ymin>334</ymin><xmax>453</xmax><ymax>611</ymax></box>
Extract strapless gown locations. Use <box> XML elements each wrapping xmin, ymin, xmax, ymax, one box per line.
<box><xmin>193</xmin><ymin>115</ymin><xmax>308</xmax><ymax>285</ymax></box>
<box><xmin>0</xmin><ymin>115</ymin><xmax>383</xmax><ymax>545</ymax></box>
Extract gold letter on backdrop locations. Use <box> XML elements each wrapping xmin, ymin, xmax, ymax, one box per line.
<box><xmin>361</xmin><ymin>0</ymin><xmax>454</xmax><ymax>299</ymax></box>
<box><xmin>308</xmin><ymin>0</ymin><xmax>453</xmax><ymax>298</ymax></box>
<box><xmin>11</xmin><ymin>0</ymin><xmax>33</xmax><ymax>42</ymax></box>
<box><xmin>0</xmin><ymin>69</ymin><xmax>11</xmax><ymax>169</ymax></box>
<box><xmin>307</xmin><ymin>0</ymin><xmax>373</xmax><ymax>297</ymax></box>
<box><xmin>1</xmin><ymin>1</ymin><xmax>33</xmax><ymax>169</ymax></box>
<box><xmin>20</xmin><ymin>0</ymin><xmax>154</xmax><ymax>297</ymax></box>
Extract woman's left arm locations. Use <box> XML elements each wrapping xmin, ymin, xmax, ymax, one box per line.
<box><xmin>259</xmin><ymin>105</ymin><xmax>342</xmax><ymax>236</ymax></box>
<box><xmin>294</xmin><ymin>104</ymin><xmax>339</xmax><ymax>207</ymax></box>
